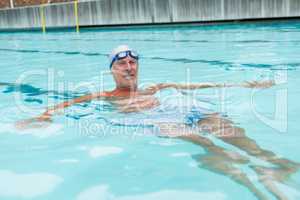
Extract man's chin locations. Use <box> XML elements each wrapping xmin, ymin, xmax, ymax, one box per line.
<box><xmin>120</xmin><ymin>79</ymin><xmax>137</xmax><ymax>86</ymax></box>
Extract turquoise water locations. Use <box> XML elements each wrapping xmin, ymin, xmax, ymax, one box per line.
<box><xmin>0</xmin><ymin>21</ymin><xmax>300</xmax><ymax>200</ymax></box>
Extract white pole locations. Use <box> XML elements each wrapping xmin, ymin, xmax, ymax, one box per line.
<box><xmin>10</xmin><ymin>0</ymin><xmax>14</xmax><ymax>8</ymax></box>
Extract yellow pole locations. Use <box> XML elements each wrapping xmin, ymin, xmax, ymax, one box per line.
<box><xmin>74</xmin><ymin>0</ymin><xmax>80</xmax><ymax>33</ymax></box>
<box><xmin>40</xmin><ymin>5</ymin><xmax>46</xmax><ymax>33</ymax></box>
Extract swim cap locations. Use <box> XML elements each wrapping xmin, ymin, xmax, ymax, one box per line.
<box><xmin>109</xmin><ymin>45</ymin><xmax>132</xmax><ymax>68</ymax></box>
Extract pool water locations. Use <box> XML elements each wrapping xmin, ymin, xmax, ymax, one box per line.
<box><xmin>0</xmin><ymin>21</ymin><xmax>300</xmax><ymax>200</ymax></box>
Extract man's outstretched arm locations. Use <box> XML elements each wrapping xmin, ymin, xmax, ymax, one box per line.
<box><xmin>145</xmin><ymin>80</ymin><xmax>275</xmax><ymax>93</ymax></box>
<box><xmin>42</xmin><ymin>93</ymin><xmax>105</xmax><ymax>119</ymax></box>
<box><xmin>16</xmin><ymin>92</ymin><xmax>107</xmax><ymax>128</ymax></box>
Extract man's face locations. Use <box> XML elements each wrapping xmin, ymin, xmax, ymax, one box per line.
<box><xmin>111</xmin><ymin>56</ymin><xmax>138</xmax><ymax>89</ymax></box>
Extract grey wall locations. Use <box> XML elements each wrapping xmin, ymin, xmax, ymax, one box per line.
<box><xmin>1</xmin><ymin>0</ymin><xmax>300</xmax><ymax>30</ymax></box>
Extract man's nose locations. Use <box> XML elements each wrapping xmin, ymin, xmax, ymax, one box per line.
<box><xmin>124</xmin><ymin>61</ymin><xmax>132</xmax><ymax>70</ymax></box>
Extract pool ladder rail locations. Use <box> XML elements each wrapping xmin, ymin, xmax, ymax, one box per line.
<box><xmin>39</xmin><ymin>0</ymin><xmax>80</xmax><ymax>33</ymax></box>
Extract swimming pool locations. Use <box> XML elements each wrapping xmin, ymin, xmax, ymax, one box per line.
<box><xmin>0</xmin><ymin>21</ymin><xmax>300</xmax><ymax>200</ymax></box>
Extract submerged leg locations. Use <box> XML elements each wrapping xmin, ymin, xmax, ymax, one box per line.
<box><xmin>197</xmin><ymin>114</ymin><xmax>299</xmax><ymax>200</ymax></box>
<box><xmin>198</xmin><ymin>154</ymin><xmax>268</xmax><ymax>200</ymax></box>
<box><xmin>157</xmin><ymin>123</ymin><xmax>267</xmax><ymax>200</ymax></box>
<box><xmin>156</xmin><ymin>122</ymin><xmax>248</xmax><ymax>163</ymax></box>
<box><xmin>197</xmin><ymin>114</ymin><xmax>299</xmax><ymax>170</ymax></box>
<box><xmin>250</xmin><ymin>165</ymin><xmax>292</xmax><ymax>200</ymax></box>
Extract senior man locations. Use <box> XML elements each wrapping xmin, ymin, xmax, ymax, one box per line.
<box><xmin>18</xmin><ymin>45</ymin><xmax>298</xmax><ymax>200</ymax></box>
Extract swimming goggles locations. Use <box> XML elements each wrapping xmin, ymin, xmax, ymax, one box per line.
<box><xmin>110</xmin><ymin>50</ymin><xmax>139</xmax><ymax>69</ymax></box>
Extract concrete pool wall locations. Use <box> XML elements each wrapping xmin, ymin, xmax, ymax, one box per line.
<box><xmin>0</xmin><ymin>0</ymin><xmax>300</xmax><ymax>30</ymax></box>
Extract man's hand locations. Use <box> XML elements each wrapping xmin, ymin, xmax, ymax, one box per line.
<box><xmin>15</xmin><ymin>113</ymin><xmax>52</xmax><ymax>129</ymax></box>
<box><xmin>242</xmin><ymin>80</ymin><xmax>275</xmax><ymax>89</ymax></box>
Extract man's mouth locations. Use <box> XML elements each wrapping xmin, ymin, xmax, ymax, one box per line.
<box><xmin>124</xmin><ymin>73</ymin><xmax>135</xmax><ymax>80</ymax></box>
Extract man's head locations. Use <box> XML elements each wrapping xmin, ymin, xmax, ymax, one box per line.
<box><xmin>109</xmin><ymin>45</ymin><xmax>139</xmax><ymax>90</ymax></box>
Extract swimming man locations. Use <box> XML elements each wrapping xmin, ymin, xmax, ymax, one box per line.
<box><xmin>17</xmin><ymin>45</ymin><xmax>299</xmax><ymax>200</ymax></box>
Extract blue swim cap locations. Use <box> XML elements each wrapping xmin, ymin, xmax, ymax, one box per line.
<box><xmin>109</xmin><ymin>45</ymin><xmax>132</xmax><ymax>69</ymax></box>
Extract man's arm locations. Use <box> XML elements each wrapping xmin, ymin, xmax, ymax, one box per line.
<box><xmin>145</xmin><ymin>83</ymin><xmax>217</xmax><ymax>93</ymax></box>
<box><xmin>145</xmin><ymin>80</ymin><xmax>275</xmax><ymax>93</ymax></box>
<box><xmin>16</xmin><ymin>92</ymin><xmax>107</xmax><ymax>128</ymax></box>
<box><xmin>41</xmin><ymin>92</ymin><xmax>104</xmax><ymax>119</ymax></box>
